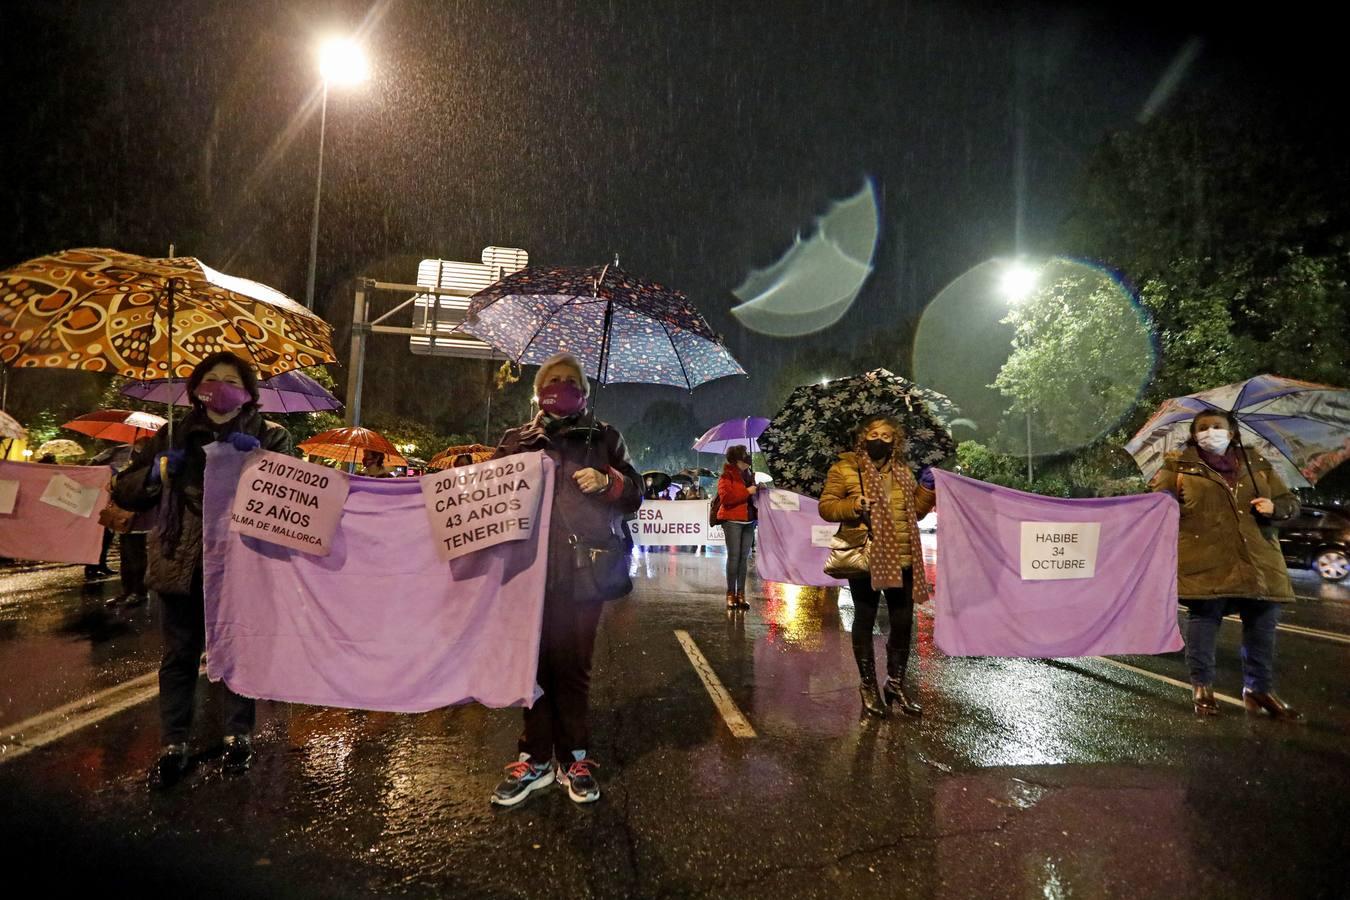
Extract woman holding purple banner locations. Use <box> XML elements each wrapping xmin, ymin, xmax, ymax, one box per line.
<box><xmin>1150</xmin><ymin>409</ymin><xmax>1302</xmax><ymax>720</ymax></box>
<box><xmin>114</xmin><ymin>352</ymin><xmax>292</xmax><ymax>789</ymax></box>
<box><xmin>819</xmin><ymin>414</ymin><xmax>935</xmax><ymax>719</ymax></box>
<box><xmin>488</xmin><ymin>352</ymin><xmax>642</xmax><ymax>809</ymax></box>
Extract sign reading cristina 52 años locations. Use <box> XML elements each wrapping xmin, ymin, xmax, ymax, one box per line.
<box><xmin>229</xmin><ymin>451</ymin><xmax>350</xmax><ymax>556</ymax></box>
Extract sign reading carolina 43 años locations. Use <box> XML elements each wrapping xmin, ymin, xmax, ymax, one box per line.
<box><xmin>420</xmin><ymin>451</ymin><xmax>546</xmax><ymax>561</ymax></box>
<box><xmin>229</xmin><ymin>451</ymin><xmax>350</xmax><ymax>556</ymax></box>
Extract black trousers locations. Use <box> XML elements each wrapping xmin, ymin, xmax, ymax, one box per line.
<box><xmin>846</xmin><ymin>567</ymin><xmax>915</xmax><ymax>671</ymax></box>
<box><xmin>519</xmin><ymin>581</ymin><xmax>605</xmax><ymax>763</ymax></box>
<box><xmin>158</xmin><ymin>567</ymin><xmax>255</xmax><ymax>745</ymax></box>
<box><xmin>119</xmin><ymin>532</ymin><xmax>147</xmax><ymax>595</ymax></box>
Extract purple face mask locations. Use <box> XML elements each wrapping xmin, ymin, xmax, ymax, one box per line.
<box><xmin>538</xmin><ymin>381</ymin><xmax>586</xmax><ymax>417</ymax></box>
<box><xmin>196</xmin><ymin>380</ymin><xmax>251</xmax><ymax>415</ymax></box>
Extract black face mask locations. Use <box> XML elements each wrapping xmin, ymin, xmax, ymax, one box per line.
<box><xmin>864</xmin><ymin>439</ymin><xmax>892</xmax><ymax>462</ymax></box>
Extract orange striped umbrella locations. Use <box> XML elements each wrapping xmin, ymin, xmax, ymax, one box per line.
<box><xmin>62</xmin><ymin>409</ymin><xmax>166</xmax><ymax>444</ymax></box>
<box><xmin>428</xmin><ymin>443</ymin><xmax>495</xmax><ymax>470</ymax></box>
<box><xmin>298</xmin><ymin>426</ymin><xmax>407</xmax><ymax>466</ymax></box>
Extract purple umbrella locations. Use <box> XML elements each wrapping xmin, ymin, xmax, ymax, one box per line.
<box><xmin>121</xmin><ymin>370</ymin><xmax>342</xmax><ymax>414</ymax></box>
<box><xmin>693</xmin><ymin>416</ymin><xmax>770</xmax><ymax>454</ymax></box>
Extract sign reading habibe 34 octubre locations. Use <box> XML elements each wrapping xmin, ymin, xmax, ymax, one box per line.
<box><xmin>419</xmin><ymin>451</ymin><xmax>546</xmax><ymax>561</ymax></box>
<box><xmin>229</xmin><ymin>451</ymin><xmax>350</xmax><ymax>556</ymax></box>
<box><xmin>1019</xmin><ymin>521</ymin><xmax>1101</xmax><ymax>580</ymax></box>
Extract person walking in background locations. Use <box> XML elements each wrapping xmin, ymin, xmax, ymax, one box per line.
<box><xmin>1150</xmin><ymin>410</ymin><xmax>1303</xmax><ymax>720</ymax></box>
<box><xmin>717</xmin><ymin>444</ymin><xmax>757</xmax><ymax>610</ymax></box>
<box><xmin>818</xmin><ymin>414</ymin><xmax>935</xmax><ymax>719</ymax></box>
<box><xmin>96</xmin><ymin>437</ymin><xmax>152</xmax><ymax>607</ymax></box>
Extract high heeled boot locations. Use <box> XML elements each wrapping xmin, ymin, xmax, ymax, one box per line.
<box><xmin>882</xmin><ymin>647</ymin><xmax>922</xmax><ymax>716</ymax></box>
<box><xmin>855</xmin><ymin>649</ymin><xmax>887</xmax><ymax>718</ymax></box>
<box><xmin>1192</xmin><ymin>684</ymin><xmax>1219</xmax><ymax>716</ymax></box>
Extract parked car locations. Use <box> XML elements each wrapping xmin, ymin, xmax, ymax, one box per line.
<box><xmin>1277</xmin><ymin>504</ymin><xmax>1350</xmax><ymax>582</ymax></box>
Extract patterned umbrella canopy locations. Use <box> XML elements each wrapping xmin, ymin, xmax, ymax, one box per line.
<box><xmin>460</xmin><ymin>263</ymin><xmax>744</xmax><ymax>388</ymax></box>
<box><xmin>1125</xmin><ymin>374</ymin><xmax>1350</xmax><ymax>489</ymax></box>
<box><xmin>0</xmin><ymin>410</ymin><xmax>24</xmax><ymax>441</ymax></box>
<box><xmin>0</xmin><ymin>248</ymin><xmax>335</xmax><ymax>380</ymax></box>
<box><xmin>298</xmin><ymin>426</ymin><xmax>407</xmax><ymax>467</ymax></box>
<box><xmin>120</xmin><ymin>369</ymin><xmax>342</xmax><ymax>414</ymax></box>
<box><xmin>692</xmin><ymin>416</ymin><xmax>771</xmax><ymax>454</ymax></box>
<box><xmin>760</xmin><ymin>369</ymin><xmax>958</xmax><ymax>497</ymax></box>
<box><xmin>428</xmin><ymin>443</ymin><xmax>495</xmax><ymax>470</ymax></box>
<box><xmin>35</xmin><ymin>439</ymin><xmax>86</xmax><ymax>459</ymax></box>
<box><xmin>62</xmin><ymin>409</ymin><xmax>166</xmax><ymax>445</ymax></box>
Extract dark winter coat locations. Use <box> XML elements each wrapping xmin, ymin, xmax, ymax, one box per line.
<box><xmin>494</xmin><ymin>412</ymin><xmax>642</xmax><ymax>594</ymax></box>
<box><xmin>113</xmin><ymin>407</ymin><xmax>291</xmax><ymax>594</ymax></box>
<box><xmin>1149</xmin><ymin>445</ymin><xmax>1298</xmax><ymax>602</ymax></box>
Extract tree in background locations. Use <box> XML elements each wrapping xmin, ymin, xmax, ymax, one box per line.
<box><xmin>622</xmin><ymin>399</ymin><xmax>701</xmax><ymax>473</ymax></box>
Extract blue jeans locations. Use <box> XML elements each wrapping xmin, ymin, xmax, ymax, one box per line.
<box><xmin>723</xmin><ymin>522</ymin><xmax>755</xmax><ymax>593</ymax></box>
<box><xmin>1182</xmin><ymin>598</ymin><xmax>1280</xmax><ymax>692</ymax></box>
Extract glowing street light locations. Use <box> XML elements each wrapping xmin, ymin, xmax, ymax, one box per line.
<box><xmin>318</xmin><ymin>37</ymin><xmax>369</xmax><ymax>86</ymax></box>
<box><xmin>305</xmin><ymin>36</ymin><xmax>369</xmax><ymax>309</ymax></box>
<box><xmin>999</xmin><ymin>260</ymin><xmax>1039</xmax><ymax>304</ymax></box>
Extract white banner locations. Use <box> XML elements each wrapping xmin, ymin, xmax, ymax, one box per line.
<box><xmin>632</xmin><ymin>500</ymin><xmax>726</xmax><ymax>546</ymax></box>
<box><xmin>420</xmin><ymin>452</ymin><xmax>546</xmax><ymax>561</ymax></box>
<box><xmin>1019</xmin><ymin>521</ymin><xmax>1101</xmax><ymax>580</ymax></box>
<box><xmin>0</xmin><ymin>479</ymin><xmax>17</xmax><ymax>515</ymax></box>
<box><xmin>40</xmin><ymin>474</ymin><xmax>101</xmax><ymax>518</ymax></box>
<box><xmin>229</xmin><ymin>451</ymin><xmax>350</xmax><ymax>556</ymax></box>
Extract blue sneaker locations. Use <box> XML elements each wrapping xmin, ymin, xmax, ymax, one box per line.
<box><xmin>556</xmin><ymin>751</ymin><xmax>600</xmax><ymax>804</ymax></box>
<box><xmin>490</xmin><ymin>753</ymin><xmax>554</xmax><ymax>807</ymax></box>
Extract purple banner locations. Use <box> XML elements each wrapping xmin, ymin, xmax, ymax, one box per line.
<box><xmin>201</xmin><ymin>445</ymin><xmax>553</xmax><ymax>711</ymax></box>
<box><xmin>933</xmin><ymin>470</ymin><xmax>1182</xmax><ymax>657</ymax></box>
<box><xmin>755</xmin><ymin>489</ymin><xmax>847</xmax><ymax>588</ymax></box>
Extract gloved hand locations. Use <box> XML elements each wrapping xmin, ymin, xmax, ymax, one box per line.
<box><xmin>147</xmin><ymin>449</ymin><xmax>186</xmax><ymax>485</ymax></box>
<box><xmin>918</xmin><ymin>466</ymin><xmax>936</xmax><ymax>490</ymax></box>
<box><xmin>226</xmin><ymin>432</ymin><xmax>261</xmax><ymax>453</ymax></box>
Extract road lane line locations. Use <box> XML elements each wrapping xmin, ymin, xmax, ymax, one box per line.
<box><xmin>674</xmin><ymin>630</ymin><xmax>757</xmax><ymax>738</ymax></box>
<box><xmin>1089</xmin><ymin>657</ymin><xmax>1244</xmax><ymax>707</ymax></box>
<box><xmin>0</xmin><ymin>669</ymin><xmax>167</xmax><ymax>765</ymax></box>
<box><xmin>1220</xmin><ymin>615</ymin><xmax>1350</xmax><ymax>646</ymax></box>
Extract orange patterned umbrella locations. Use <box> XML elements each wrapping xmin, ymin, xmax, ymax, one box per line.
<box><xmin>298</xmin><ymin>426</ymin><xmax>408</xmax><ymax>467</ymax></box>
<box><xmin>428</xmin><ymin>443</ymin><xmax>495</xmax><ymax>470</ymax></box>
<box><xmin>0</xmin><ymin>248</ymin><xmax>335</xmax><ymax>384</ymax></box>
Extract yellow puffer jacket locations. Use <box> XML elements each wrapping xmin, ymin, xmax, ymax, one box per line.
<box><xmin>818</xmin><ymin>451</ymin><xmax>935</xmax><ymax>567</ymax></box>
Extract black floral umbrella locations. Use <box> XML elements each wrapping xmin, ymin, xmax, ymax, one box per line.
<box><xmin>760</xmin><ymin>369</ymin><xmax>958</xmax><ymax>497</ymax></box>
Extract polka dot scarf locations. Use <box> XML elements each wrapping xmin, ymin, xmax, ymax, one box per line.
<box><xmin>856</xmin><ymin>436</ymin><xmax>931</xmax><ymax>604</ymax></box>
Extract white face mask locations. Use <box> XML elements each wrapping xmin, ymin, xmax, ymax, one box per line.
<box><xmin>1195</xmin><ymin>427</ymin><xmax>1232</xmax><ymax>455</ymax></box>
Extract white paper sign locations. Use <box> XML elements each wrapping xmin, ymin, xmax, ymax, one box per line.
<box><xmin>1020</xmin><ymin>522</ymin><xmax>1101</xmax><ymax>580</ymax></box>
<box><xmin>810</xmin><ymin>525</ymin><xmax>838</xmax><ymax>548</ymax></box>
<box><xmin>768</xmin><ymin>489</ymin><xmax>801</xmax><ymax>511</ymax></box>
<box><xmin>39</xmin><ymin>474</ymin><xmax>101</xmax><ymax>518</ymax></box>
<box><xmin>632</xmin><ymin>500</ymin><xmax>726</xmax><ymax>546</ymax></box>
<box><xmin>229</xmin><ymin>451</ymin><xmax>350</xmax><ymax>556</ymax></box>
<box><xmin>420</xmin><ymin>452</ymin><xmax>545</xmax><ymax>561</ymax></box>
<box><xmin>0</xmin><ymin>479</ymin><xmax>18</xmax><ymax>514</ymax></box>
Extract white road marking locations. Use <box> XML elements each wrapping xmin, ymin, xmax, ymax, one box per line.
<box><xmin>674</xmin><ymin>630</ymin><xmax>757</xmax><ymax>738</ymax></box>
<box><xmin>0</xmin><ymin>668</ymin><xmax>177</xmax><ymax>765</ymax></box>
<box><xmin>1089</xmin><ymin>657</ymin><xmax>1244</xmax><ymax>708</ymax></box>
<box><xmin>1221</xmin><ymin>615</ymin><xmax>1350</xmax><ymax>646</ymax></box>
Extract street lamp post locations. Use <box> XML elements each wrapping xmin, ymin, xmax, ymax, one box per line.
<box><xmin>1000</xmin><ymin>259</ymin><xmax>1039</xmax><ymax>482</ymax></box>
<box><xmin>305</xmin><ymin>37</ymin><xmax>368</xmax><ymax>310</ymax></box>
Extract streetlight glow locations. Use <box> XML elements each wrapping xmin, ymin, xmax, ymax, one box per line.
<box><xmin>318</xmin><ymin>37</ymin><xmax>369</xmax><ymax>86</ymax></box>
<box><xmin>1000</xmin><ymin>261</ymin><xmax>1039</xmax><ymax>304</ymax></box>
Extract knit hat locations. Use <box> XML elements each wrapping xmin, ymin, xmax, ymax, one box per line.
<box><xmin>533</xmin><ymin>352</ymin><xmax>591</xmax><ymax>398</ymax></box>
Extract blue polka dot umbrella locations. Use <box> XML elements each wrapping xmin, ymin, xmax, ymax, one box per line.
<box><xmin>459</xmin><ymin>261</ymin><xmax>745</xmax><ymax>389</ymax></box>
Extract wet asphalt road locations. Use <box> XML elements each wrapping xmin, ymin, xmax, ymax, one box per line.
<box><xmin>1</xmin><ymin>549</ymin><xmax>1347</xmax><ymax>899</ymax></box>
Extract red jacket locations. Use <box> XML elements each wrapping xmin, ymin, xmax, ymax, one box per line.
<box><xmin>717</xmin><ymin>464</ymin><xmax>755</xmax><ymax>522</ymax></box>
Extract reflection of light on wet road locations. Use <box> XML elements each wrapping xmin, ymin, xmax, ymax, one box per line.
<box><xmin>762</xmin><ymin>582</ymin><xmax>840</xmax><ymax>650</ymax></box>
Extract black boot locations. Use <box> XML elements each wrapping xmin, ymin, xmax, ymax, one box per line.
<box><xmin>883</xmin><ymin>647</ymin><xmax>922</xmax><ymax>717</ymax></box>
<box><xmin>148</xmin><ymin>743</ymin><xmax>189</xmax><ymax>790</ymax></box>
<box><xmin>855</xmin><ymin>650</ymin><xmax>887</xmax><ymax>718</ymax></box>
<box><xmin>222</xmin><ymin>734</ymin><xmax>254</xmax><ymax>774</ymax></box>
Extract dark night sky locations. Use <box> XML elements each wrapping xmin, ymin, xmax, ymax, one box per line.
<box><xmin>0</xmin><ymin>0</ymin><xmax>1336</xmax><ymax>435</ymax></box>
